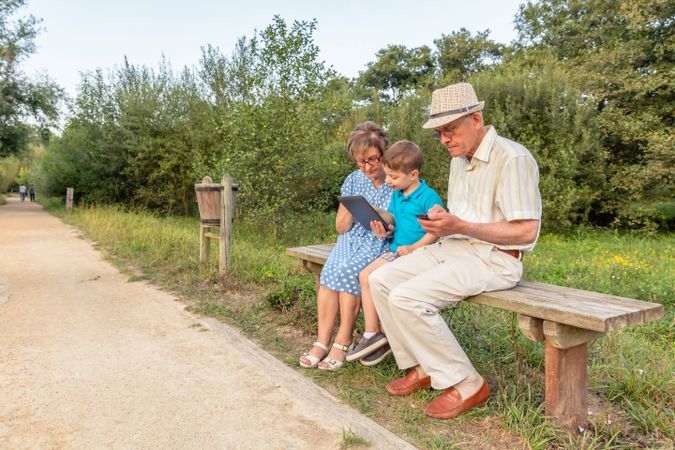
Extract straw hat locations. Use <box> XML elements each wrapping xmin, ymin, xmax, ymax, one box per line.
<box><xmin>422</xmin><ymin>83</ymin><xmax>485</xmax><ymax>129</ymax></box>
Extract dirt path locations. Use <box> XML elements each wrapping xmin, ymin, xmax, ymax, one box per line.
<box><xmin>0</xmin><ymin>196</ymin><xmax>415</xmax><ymax>450</ymax></box>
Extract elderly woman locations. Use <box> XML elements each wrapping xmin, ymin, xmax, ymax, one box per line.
<box><xmin>299</xmin><ymin>121</ymin><xmax>392</xmax><ymax>370</ymax></box>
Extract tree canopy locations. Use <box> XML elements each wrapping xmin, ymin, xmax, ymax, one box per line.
<box><xmin>0</xmin><ymin>0</ymin><xmax>61</xmax><ymax>158</ymax></box>
<box><xmin>35</xmin><ymin>5</ymin><xmax>674</xmax><ymax>230</ymax></box>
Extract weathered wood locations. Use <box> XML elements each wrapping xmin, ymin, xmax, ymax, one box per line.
<box><xmin>286</xmin><ymin>244</ymin><xmax>664</xmax><ymax>333</ymax></box>
<box><xmin>518</xmin><ymin>315</ymin><xmax>544</xmax><ymax>342</ymax></box>
<box><xmin>286</xmin><ymin>242</ymin><xmax>664</xmax><ymax>431</ymax></box>
<box><xmin>195</xmin><ymin>176</ymin><xmax>223</xmax><ymax>225</ymax></box>
<box><xmin>195</xmin><ymin>175</ymin><xmax>237</xmax><ymax>274</ymax></box>
<box><xmin>301</xmin><ymin>260</ymin><xmax>324</xmax><ymax>275</ymax></box>
<box><xmin>543</xmin><ymin>321</ymin><xmax>605</xmax><ymax>350</ymax></box>
<box><xmin>199</xmin><ymin>225</ymin><xmax>209</xmax><ymax>268</ymax></box>
<box><xmin>66</xmin><ymin>187</ymin><xmax>74</xmax><ymax>211</ymax></box>
<box><xmin>287</xmin><ymin>245</ymin><xmax>334</xmax><ymax>265</ymax></box>
<box><xmin>517</xmin><ymin>281</ymin><xmax>665</xmax><ymax>326</ymax></box>
<box><xmin>220</xmin><ymin>174</ymin><xmax>236</xmax><ymax>275</ymax></box>
<box><xmin>545</xmin><ymin>341</ymin><xmax>588</xmax><ymax>430</ymax></box>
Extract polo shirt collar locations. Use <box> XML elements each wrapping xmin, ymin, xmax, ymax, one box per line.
<box><xmin>401</xmin><ymin>179</ymin><xmax>428</xmax><ymax>201</ymax></box>
<box><xmin>466</xmin><ymin>126</ymin><xmax>497</xmax><ymax>169</ymax></box>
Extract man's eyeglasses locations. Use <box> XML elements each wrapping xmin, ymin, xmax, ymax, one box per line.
<box><xmin>434</xmin><ymin>114</ymin><xmax>471</xmax><ymax>138</ymax></box>
<box><xmin>355</xmin><ymin>155</ymin><xmax>381</xmax><ymax>167</ymax></box>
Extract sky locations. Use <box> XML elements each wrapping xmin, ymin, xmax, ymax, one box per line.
<box><xmin>21</xmin><ymin>0</ymin><xmax>526</xmax><ymax>99</ymax></box>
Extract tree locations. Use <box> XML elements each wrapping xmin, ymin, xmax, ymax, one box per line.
<box><xmin>209</xmin><ymin>16</ymin><xmax>339</xmax><ymax>228</ymax></box>
<box><xmin>515</xmin><ymin>0</ymin><xmax>674</xmax><ymax>228</ymax></box>
<box><xmin>434</xmin><ymin>28</ymin><xmax>504</xmax><ymax>82</ymax></box>
<box><xmin>0</xmin><ymin>0</ymin><xmax>62</xmax><ymax>158</ymax></box>
<box><xmin>357</xmin><ymin>45</ymin><xmax>434</xmax><ymax>104</ymax></box>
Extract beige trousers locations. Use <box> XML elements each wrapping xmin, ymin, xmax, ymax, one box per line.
<box><xmin>369</xmin><ymin>238</ymin><xmax>522</xmax><ymax>389</ymax></box>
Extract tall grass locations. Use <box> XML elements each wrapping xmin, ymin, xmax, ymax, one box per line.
<box><xmin>46</xmin><ymin>201</ymin><xmax>674</xmax><ymax>449</ymax></box>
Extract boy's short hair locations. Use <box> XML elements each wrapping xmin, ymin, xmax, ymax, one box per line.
<box><xmin>383</xmin><ymin>140</ymin><xmax>423</xmax><ymax>173</ymax></box>
<box><xmin>347</xmin><ymin>121</ymin><xmax>388</xmax><ymax>161</ymax></box>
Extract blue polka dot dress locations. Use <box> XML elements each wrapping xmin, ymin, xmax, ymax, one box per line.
<box><xmin>320</xmin><ymin>170</ymin><xmax>392</xmax><ymax>296</ymax></box>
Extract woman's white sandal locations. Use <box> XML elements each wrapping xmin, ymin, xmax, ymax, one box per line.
<box><xmin>299</xmin><ymin>341</ymin><xmax>329</xmax><ymax>368</ymax></box>
<box><xmin>318</xmin><ymin>342</ymin><xmax>352</xmax><ymax>371</ymax></box>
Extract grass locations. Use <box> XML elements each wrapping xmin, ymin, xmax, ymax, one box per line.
<box><xmin>44</xmin><ymin>201</ymin><xmax>674</xmax><ymax>449</ymax></box>
<box><xmin>341</xmin><ymin>428</ymin><xmax>371</xmax><ymax>448</ymax></box>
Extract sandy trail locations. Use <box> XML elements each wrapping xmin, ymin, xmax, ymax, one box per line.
<box><xmin>0</xmin><ymin>196</ymin><xmax>414</xmax><ymax>449</ymax></box>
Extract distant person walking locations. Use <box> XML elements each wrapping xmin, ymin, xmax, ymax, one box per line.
<box><xmin>29</xmin><ymin>184</ymin><xmax>36</xmax><ymax>202</ymax></box>
<box><xmin>19</xmin><ymin>184</ymin><xmax>27</xmax><ymax>202</ymax></box>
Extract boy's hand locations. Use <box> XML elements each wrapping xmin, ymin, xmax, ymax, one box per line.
<box><xmin>370</xmin><ymin>220</ymin><xmax>394</xmax><ymax>238</ymax></box>
<box><xmin>396</xmin><ymin>245</ymin><xmax>414</xmax><ymax>256</ymax></box>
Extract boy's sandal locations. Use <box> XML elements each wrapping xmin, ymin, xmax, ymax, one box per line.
<box><xmin>318</xmin><ymin>342</ymin><xmax>352</xmax><ymax>371</ymax></box>
<box><xmin>299</xmin><ymin>341</ymin><xmax>329</xmax><ymax>368</ymax></box>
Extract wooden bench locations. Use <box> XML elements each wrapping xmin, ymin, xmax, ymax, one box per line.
<box><xmin>287</xmin><ymin>243</ymin><xmax>664</xmax><ymax>430</ymax></box>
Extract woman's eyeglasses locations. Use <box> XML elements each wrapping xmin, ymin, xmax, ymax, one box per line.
<box><xmin>355</xmin><ymin>155</ymin><xmax>381</xmax><ymax>167</ymax></box>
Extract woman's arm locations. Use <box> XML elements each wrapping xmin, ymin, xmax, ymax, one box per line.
<box><xmin>336</xmin><ymin>203</ymin><xmax>354</xmax><ymax>234</ymax></box>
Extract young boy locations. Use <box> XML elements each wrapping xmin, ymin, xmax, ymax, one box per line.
<box><xmin>346</xmin><ymin>140</ymin><xmax>443</xmax><ymax>366</ymax></box>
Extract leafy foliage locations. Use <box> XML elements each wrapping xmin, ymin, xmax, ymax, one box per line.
<box><xmin>34</xmin><ymin>7</ymin><xmax>674</xmax><ymax>231</ymax></box>
<box><xmin>357</xmin><ymin>44</ymin><xmax>434</xmax><ymax>104</ymax></box>
<box><xmin>434</xmin><ymin>28</ymin><xmax>505</xmax><ymax>82</ymax></box>
<box><xmin>515</xmin><ymin>0</ymin><xmax>675</xmax><ymax>228</ymax></box>
<box><xmin>0</xmin><ymin>0</ymin><xmax>61</xmax><ymax>158</ymax></box>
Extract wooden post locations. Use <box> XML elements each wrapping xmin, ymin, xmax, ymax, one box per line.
<box><xmin>519</xmin><ymin>318</ymin><xmax>603</xmax><ymax>431</ymax></box>
<box><xmin>544</xmin><ymin>341</ymin><xmax>588</xmax><ymax>430</ymax></box>
<box><xmin>219</xmin><ymin>174</ymin><xmax>237</xmax><ymax>275</ymax></box>
<box><xmin>66</xmin><ymin>188</ymin><xmax>74</xmax><ymax>211</ymax></box>
<box><xmin>198</xmin><ymin>176</ymin><xmax>213</xmax><ymax>269</ymax></box>
<box><xmin>199</xmin><ymin>225</ymin><xmax>210</xmax><ymax>269</ymax></box>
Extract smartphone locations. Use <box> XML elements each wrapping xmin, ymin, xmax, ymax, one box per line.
<box><xmin>416</xmin><ymin>214</ymin><xmax>430</xmax><ymax>220</ymax></box>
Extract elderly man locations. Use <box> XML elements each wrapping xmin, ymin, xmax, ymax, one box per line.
<box><xmin>369</xmin><ymin>82</ymin><xmax>542</xmax><ymax>419</ymax></box>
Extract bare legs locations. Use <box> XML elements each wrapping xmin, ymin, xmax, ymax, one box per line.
<box><xmin>299</xmin><ymin>285</ymin><xmax>360</xmax><ymax>367</ymax></box>
<box><xmin>359</xmin><ymin>258</ymin><xmax>389</xmax><ymax>333</ymax></box>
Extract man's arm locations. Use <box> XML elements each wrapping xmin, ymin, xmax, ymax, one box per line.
<box><xmin>420</xmin><ymin>205</ymin><xmax>539</xmax><ymax>246</ymax></box>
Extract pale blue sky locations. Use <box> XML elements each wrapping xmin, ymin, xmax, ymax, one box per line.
<box><xmin>22</xmin><ymin>0</ymin><xmax>525</xmax><ymax>98</ymax></box>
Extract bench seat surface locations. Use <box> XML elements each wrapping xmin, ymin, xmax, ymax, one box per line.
<box><xmin>287</xmin><ymin>244</ymin><xmax>664</xmax><ymax>333</ymax></box>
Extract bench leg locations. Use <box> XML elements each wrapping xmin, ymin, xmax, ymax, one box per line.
<box><xmin>313</xmin><ymin>273</ymin><xmax>320</xmax><ymax>294</ymax></box>
<box><xmin>545</xmin><ymin>341</ymin><xmax>588</xmax><ymax>430</ymax></box>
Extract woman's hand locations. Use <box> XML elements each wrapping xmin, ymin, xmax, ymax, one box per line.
<box><xmin>336</xmin><ymin>203</ymin><xmax>354</xmax><ymax>234</ymax></box>
<box><xmin>370</xmin><ymin>220</ymin><xmax>394</xmax><ymax>239</ymax></box>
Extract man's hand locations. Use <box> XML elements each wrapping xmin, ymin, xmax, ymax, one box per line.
<box><xmin>418</xmin><ymin>205</ymin><xmax>465</xmax><ymax>237</ymax></box>
<box><xmin>419</xmin><ymin>204</ymin><xmax>540</xmax><ymax>245</ymax></box>
<box><xmin>370</xmin><ymin>220</ymin><xmax>394</xmax><ymax>238</ymax></box>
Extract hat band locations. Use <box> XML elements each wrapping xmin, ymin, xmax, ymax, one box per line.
<box><xmin>429</xmin><ymin>103</ymin><xmax>481</xmax><ymax>119</ymax></box>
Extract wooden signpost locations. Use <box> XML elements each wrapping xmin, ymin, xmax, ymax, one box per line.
<box><xmin>195</xmin><ymin>175</ymin><xmax>238</xmax><ymax>275</ymax></box>
<box><xmin>66</xmin><ymin>188</ymin><xmax>74</xmax><ymax>211</ymax></box>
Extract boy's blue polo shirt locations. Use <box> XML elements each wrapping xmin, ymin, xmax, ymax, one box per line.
<box><xmin>388</xmin><ymin>179</ymin><xmax>444</xmax><ymax>251</ymax></box>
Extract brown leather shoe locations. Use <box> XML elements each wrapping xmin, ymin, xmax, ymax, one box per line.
<box><xmin>424</xmin><ymin>377</ymin><xmax>490</xmax><ymax>419</ymax></box>
<box><xmin>386</xmin><ymin>368</ymin><xmax>431</xmax><ymax>396</ymax></box>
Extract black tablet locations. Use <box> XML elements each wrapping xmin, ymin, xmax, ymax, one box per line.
<box><xmin>338</xmin><ymin>195</ymin><xmax>389</xmax><ymax>231</ymax></box>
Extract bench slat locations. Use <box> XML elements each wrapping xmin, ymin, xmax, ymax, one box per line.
<box><xmin>514</xmin><ymin>282</ymin><xmax>663</xmax><ymax>329</ymax></box>
<box><xmin>471</xmin><ymin>289</ymin><xmax>632</xmax><ymax>332</ymax></box>
<box><xmin>287</xmin><ymin>245</ymin><xmax>333</xmax><ymax>265</ymax></box>
<box><xmin>286</xmin><ymin>244</ymin><xmax>664</xmax><ymax>333</ymax></box>
<box><xmin>518</xmin><ymin>281</ymin><xmax>664</xmax><ymax>323</ymax></box>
